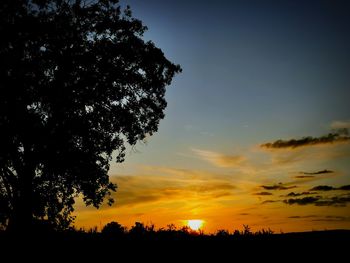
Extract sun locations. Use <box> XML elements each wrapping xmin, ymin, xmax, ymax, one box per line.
<box><xmin>187</xmin><ymin>219</ymin><xmax>204</xmax><ymax>231</ymax></box>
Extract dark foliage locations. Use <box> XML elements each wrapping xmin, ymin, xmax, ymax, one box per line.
<box><xmin>101</xmin><ymin>221</ymin><xmax>125</xmax><ymax>236</ymax></box>
<box><xmin>0</xmin><ymin>222</ymin><xmax>349</xmax><ymax>261</ymax></box>
<box><xmin>0</xmin><ymin>0</ymin><xmax>181</xmax><ymax>231</ymax></box>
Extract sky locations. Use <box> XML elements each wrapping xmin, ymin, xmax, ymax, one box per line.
<box><xmin>74</xmin><ymin>0</ymin><xmax>350</xmax><ymax>233</ymax></box>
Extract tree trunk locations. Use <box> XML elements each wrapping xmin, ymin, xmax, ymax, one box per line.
<box><xmin>7</xmin><ymin>167</ymin><xmax>34</xmax><ymax>233</ymax></box>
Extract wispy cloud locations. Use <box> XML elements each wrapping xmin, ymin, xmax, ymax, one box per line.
<box><xmin>285</xmin><ymin>192</ymin><xmax>317</xmax><ymax>197</ymax></box>
<box><xmin>293</xmin><ymin>170</ymin><xmax>334</xmax><ymax>179</ymax></box>
<box><xmin>315</xmin><ymin>196</ymin><xmax>350</xmax><ymax>207</ymax></box>
<box><xmin>261</xmin><ymin>129</ymin><xmax>350</xmax><ymax>149</ymax></box>
<box><xmin>284</xmin><ymin>197</ymin><xmax>320</xmax><ymax>205</ymax></box>
<box><xmin>331</xmin><ymin>120</ymin><xmax>350</xmax><ymax>129</ymax></box>
<box><xmin>106</xmin><ymin>167</ymin><xmax>241</xmax><ymax>208</ymax></box>
<box><xmin>261</xmin><ymin>183</ymin><xmax>296</xmax><ymax>190</ymax></box>
<box><xmin>288</xmin><ymin>215</ymin><xmax>350</xmax><ymax>222</ymax></box>
<box><xmin>311</xmin><ymin>216</ymin><xmax>350</xmax><ymax>222</ymax></box>
<box><xmin>310</xmin><ymin>185</ymin><xmax>350</xmax><ymax>191</ymax></box>
<box><xmin>300</xmin><ymin>169</ymin><xmax>334</xmax><ymax>175</ymax></box>
<box><xmin>288</xmin><ymin>174</ymin><xmax>341</xmax><ymax>188</ymax></box>
<box><xmin>288</xmin><ymin>215</ymin><xmax>317</xmax><ymax>219</ymax></box>
<box><xmin>191</xmin><ymin>148</ymin><xmax>245</xmax><ymax>168</ymax></box>
<box><xmin>261</xmin><ymin>200</ymin><xmax>279</xmax><ymax>204</ymax></box>
<box><xmin>294</xmin><ymin>175</ymin><xmax>315</xmax><ymax>179</ymax></box>
<box><xmin>254</xmin><ymin>192</ymin><xmax>273</xmax><ymax>196</ymax></box>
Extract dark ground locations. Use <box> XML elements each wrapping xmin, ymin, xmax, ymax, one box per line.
<box><xmin>1</xmin><ymin>229</ymin><xmax>349</xmax><ymax>261</ymax></box>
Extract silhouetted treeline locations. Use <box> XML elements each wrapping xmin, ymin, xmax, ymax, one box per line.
<box><xmin>1</xmin><ymin>220</ymin><xmax>349</xmax><ymax>242</ymax></box>
<box><xmin>97</xmin><ymin>221</ymin><xmax>275</xmax><ymax>241</ymax></box>
<box><xmin>1</xmin><ymin>221</ymin><xmax>349</xmax><ymax>261</ymax></box>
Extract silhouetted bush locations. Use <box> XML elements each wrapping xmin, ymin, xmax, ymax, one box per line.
<box><xmin>102</xmin><ymin>221</ymin><xmax>126</xmax><ymax>237</ymax></box>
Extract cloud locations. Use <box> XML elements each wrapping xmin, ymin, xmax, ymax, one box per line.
<box><xmin>105</xmin><ymin>167</ymin><xmax>240</xmax><ymax>208</ymax></box>
<box><xmin>314</xmin><ymin>196</ymin><xmax>350</xmax><ymax>207</ymax></box>
<box><xmin>191</xmin><ymin>148</ymin><xmax>245</xmax><ymax>168</ymax></box>
<box><xmin>300</xmin><ymin>169</ymin><xmax>334</xmax><ymax>175</ymax></box>
<box><xmin>266</xmin><ymin>144</ymin><xmax>350</xmax><ymax>166</ymax></box>
<box><xmin>254</xmin><ymin>192</ymin><xmax>273</xmax><ymax>196</ymax></box>
<box><xmin>283</xmin><ymin>194</ymin><xmax>350</xmax><ymax>207</ymax></box>
<box><xmin>261</xmin><ymin>200</ymin><xmax>279</xmax><ymax>204</ymax></box>
<box><xmin>261</xmin><ymin>183</ymin><xmax>296</xmax><ymax>190</ymax></box>
<box><xmin>284</xmin><ymin>197</ymin><xmax>320</xmax><ymax>205</ymax></box>
<box><xmin>293</xmin><ymin>170</ymin><xmax>333</xmax><ymax>179</ymax></box>
<box><xmin>289</xmin><ymin>173</ymin><xmax>339</xmax><ymax>186</ymax></box>
<box><xmin>311</xmin><ymin>216</ymin><xmax>350</xmax><ymax>222</ymax></box>
<box><xmin>331</xmin><ymin>120</ymin><xmax>350</xmax><ymax>129</ymax></box>
<box><xmin>338</xmin><ymin>185</ymin><xmax>350</xmax><ymax>191</ymax></box>
<box><xmin>310</xmin><ymin>185</ymin><xmax>335</xmax><ymax>191</ymax></box>
<box><xmin>260</xmin><ymin>129</ymin><xmax>350</xmax><ymax>149</ymax></box>
<box><xmin>258</xmin><ymin>182</ymin><xmax>350</xmax><ymax>207</ymax></box>
<box><xmin>310</xmin><ymin>185</ymin><xmax>350</xmax><ymax>191</ymax></box>
<box><xmin>288</xmin><ymin>215</ymin><xmax>317</xmax><ymax>219</ymax></box>
<box><xmin>188</xmin><ymin>183</ymin><xmax>236</xmax><ymax>192</ymax></box>
<box><xmin>285</xmin><ymin>192</ymin><xmax>316</xmax><ymax>197</ymax></box>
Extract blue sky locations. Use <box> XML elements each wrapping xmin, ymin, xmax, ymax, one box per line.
<box><xmin>111</xmin><ymin>0</ymin><xmax>350</xmax><ymax>171</ymax></box>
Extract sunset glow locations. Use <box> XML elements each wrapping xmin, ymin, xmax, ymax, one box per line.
<box><xmin>187</xmin><ymin>220</ymin><xmax>204</xmax><ymax>231</ymax></box>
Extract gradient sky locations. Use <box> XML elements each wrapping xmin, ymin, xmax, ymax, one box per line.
<box><xmin>74</xmin><ymin>0</ymin><xmax>350</xmax><ymax>233</ymax></box>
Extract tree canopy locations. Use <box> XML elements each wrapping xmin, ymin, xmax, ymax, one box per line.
<box><xmin>0</xmin><ymin>0</ymin><xmax>181</xmax><ymax>231</ymax></box>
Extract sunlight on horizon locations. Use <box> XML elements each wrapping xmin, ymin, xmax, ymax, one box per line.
<box><xmin>187</xmin><ymin>220</ymin><xmax>204</xmax><ymax>231</ymax></box>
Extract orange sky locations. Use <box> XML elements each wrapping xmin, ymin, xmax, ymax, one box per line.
<box><xmin>74</xmin><ymin>135</ymin><xmax>350</xmax><ymax>233</ymax></box>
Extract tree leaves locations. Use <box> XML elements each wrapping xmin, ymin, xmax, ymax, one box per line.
<box><xmin>0</xmin><ymin>0</ymin><xmax>181</xmax><ymax>230</ymax></box>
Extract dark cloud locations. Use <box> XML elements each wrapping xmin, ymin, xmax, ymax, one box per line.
<box><xmin>300</xmin><ymin>169</ymin><xmax>334</xmax><ymax>175</ymax></box>
<box><xmin>294</xmin><ymin>175</ymin><xmax>315</xmax><ymax>179</ymax></box>
<box><xmin>254</xmin><ymin>192</ymin><xmax>273</xmax><ymax>196</ymax></box>
<box><xmin>286</xmin><ymin>191</ymin><xmax>316</xmax><ymax>197</ymax></box>
<box><xmin>239</xmin><ymin>213</ymin><xmax>249</xmax><ymax>216</ymax></box>
<box><xmin>284</xmin><ymin>197</ymin><xmax>320</xmax><ymax>205</ymax></box>
<box><xmin>310</xmin><ymin>185</ymin><xmax>335</xmax><ymax>191</ymax></box>
<box><xmin>261</xmin><ymin>183</ymin><xmax>296</xmax><ymax>190</ymax></box>
<box><xmin>288</xmin><ymin>215</ymin><xmax>317</xmax><ymax>219</ymax></box>
<box><xmin>310</xmin><ymin>185</ymin><xmax>350</xmax><ymax>191</ymax></box>
<box><xmin>314</xmin><ymin>196</ymin><xmax>350</xmax><ymax>207</ymax></box>
<box><xmin>261</xmin><ymin>129</ymin><xmax>350</xmax><ymax>149</ymax></box>
<box><xmin>284</xmin><ymin>194</ymin><xmax>350</xmax><ymax>207</ymax></box>
<box><xmin>338</xmin><ymin>185</ymin><xmax>350</xmax><ymax>191</ymax></box>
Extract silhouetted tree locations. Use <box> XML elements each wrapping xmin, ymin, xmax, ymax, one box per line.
<box><xmin>0</xmin><ymin>0</ymin><xmax>181</xmax><ymax>231</ymax></box>
<box><xmin>129</xmin><ymin>222</ymin><xmax>147</xmax><ymax>237</ymax></box>
<box><xmin>101</xmin><ymin>221</ymin><xmax>125</xmax><ymax>236</ymax></box>
<box><xmin>243</xmin><ymin>224</ymin><xmax>252</xmax><ymax>236</ymax></box>
<box><xmin>216</xmin><ymin>229</ymin><xmax>230</xmax><ymax>238</ymax></box>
